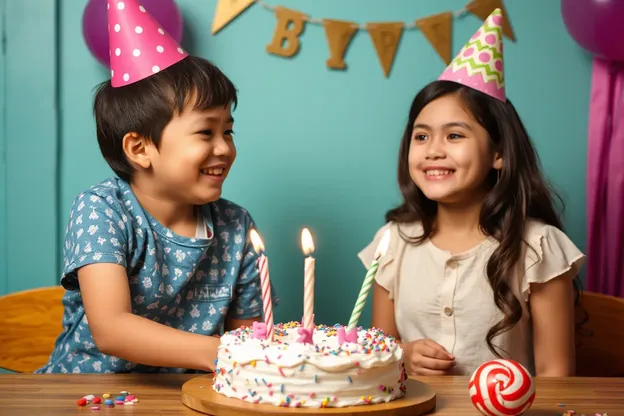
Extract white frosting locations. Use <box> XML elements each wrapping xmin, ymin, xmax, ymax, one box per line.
<box><xmin>213</xmin><ymin>322</ymin><xmax>407</xmax><ymax>408</ymax></box>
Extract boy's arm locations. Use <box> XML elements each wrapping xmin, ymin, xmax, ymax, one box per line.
<box><xmin>79</xmin><ymin>263</ymin><xmax>220</xmax><ymax>371</ymax></box>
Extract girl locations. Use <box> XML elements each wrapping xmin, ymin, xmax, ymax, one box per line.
<box><xmin>359</xmin><ymin>9</ymin><xmax>585</xmax><ymax>377</ymax></box>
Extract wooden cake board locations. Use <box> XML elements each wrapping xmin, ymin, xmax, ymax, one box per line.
<box><xmin>181</xmin><ymin>376</ymin><xmax>436</xmax><ymax>416</ymax></box>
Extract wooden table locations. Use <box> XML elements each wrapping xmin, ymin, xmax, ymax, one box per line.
<box><xmin>0</xmin><ymin>374</ymin><xmax>622</xmax><ymax>415</ymax></box>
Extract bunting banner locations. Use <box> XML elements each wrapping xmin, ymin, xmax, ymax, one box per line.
<box><xmin>211</xmin><ymin>0</ymin><xmax>515</xmax><ymax>78</ymax></box>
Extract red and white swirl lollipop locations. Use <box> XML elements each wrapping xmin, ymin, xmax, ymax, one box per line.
<box><xmin>469</xmin><ymin>359</ymin><xmax>535</xmax><ymax>416</ymax></box>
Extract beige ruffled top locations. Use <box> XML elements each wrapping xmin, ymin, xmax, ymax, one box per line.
<box><xmin>358</xmin><ymin>220</ymin><xmax>585</xmax><ymax>376</ymax></box>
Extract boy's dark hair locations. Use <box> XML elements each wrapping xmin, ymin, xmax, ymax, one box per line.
<box><xmin>93</xmin><ymin>56</ymin><xmax>238</xmax><ymax>181</ymax></box>
<box><xmin>387</xmin><ymin>80</ymin><xmax>588</xmax><ymax>357</ymax></box>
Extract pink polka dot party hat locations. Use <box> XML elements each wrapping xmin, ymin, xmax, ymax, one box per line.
<box><xmin>438</xmin><ymin>8</ymin><xmax>505</xmax><ymax>102</ymax></box>
<box><xmin>107</xmin><ymin>0</ymin><xmax>188</xmax><ymax>87</ymax></box>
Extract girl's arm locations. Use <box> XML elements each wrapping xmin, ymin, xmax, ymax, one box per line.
<box><xmin>371</xmin><ymin>282</ymin><xmax>401</xmax><ymax>341</ymax></box>
<box><xmin>79</xmin><ymin>263</ymin><xmax>220</xmax><ymax>372</ymax></box>
<box><xmin>529</xmin><ymin>268</ymin><xmax>577</xmax><ymax>377</ymax></box>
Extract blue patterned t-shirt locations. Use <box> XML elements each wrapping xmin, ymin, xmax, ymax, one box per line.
<box><xmin>36</xmin><ymin>177</ymin><xmax>278</xmax><ymax>374</ymax></box>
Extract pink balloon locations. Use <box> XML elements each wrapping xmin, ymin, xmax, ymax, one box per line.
<box><xmin>82</xmin><ymin>0</ymin><xmax>184</xmax><ymax>67</ymax></box>
<box><xmin>561</xmin><ymin>0</ymin><xmax>624</xmax><ymax>62</ymax></box>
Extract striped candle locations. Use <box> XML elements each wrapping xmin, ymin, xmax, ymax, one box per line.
<box><xmin>258</xmin><ymin>254</ymin><xmax>274</xmax><ymax>341</ymax></box>
<box><xmin>301</xmin><ymin>228</ymin><xmax>315</xmax><ymax>330</ymax></box>
<box><xmin>249</xmin><ymin>229</ymin><xmax>274</xmax><ymax>341</ymax></box>
<box><xmin>303</xmin><ymin>256</ymin><xmax>315</xmax><ymax>329</ymax></box>
<box><xmin>347</xmin><ymin>228</ymin><xmax>391</xmax><ymax>331</ymax></box>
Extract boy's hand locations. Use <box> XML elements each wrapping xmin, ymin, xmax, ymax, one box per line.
<box><xmin>225</xmin><ymin>316</ymin><xmax>261</xmax><ymax>332</ymax></box>
<box><xmin>402</xmin><ymin>339</ymin><xmax>455</xmax><ymax>376</ymax></box>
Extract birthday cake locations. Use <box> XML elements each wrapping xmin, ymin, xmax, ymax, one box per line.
<box><xmin>212</xmin><ymin>322</ymin><xmax>407</xmax><ymax>408</ymax></box>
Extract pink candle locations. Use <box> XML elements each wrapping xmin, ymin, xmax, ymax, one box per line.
<box><xmin>249</xmin><ymin>229</ymin><xmax>274</xmax><ymax>341</ymax></box>
<box><xmin>301</xmin><ymin>228</ymin><xmax>315</xmax><ymax>330</ymax></box>
<box><xmin>257</xmin><ymin>254</ymin><xmax>274</xmax><ymax>341</ymax></box>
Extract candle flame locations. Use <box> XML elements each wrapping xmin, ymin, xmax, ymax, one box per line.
<box><xmin>374</xmin><ymin>229</ymin><xmax>391</xmax><ymax>260</ymax></box>
<box><xmin>249</xmin><ymin>229</ymin><xmax>265</xmax><ymax>253</ymax></box>
<box><xmin>301</xmin><ymin>228</ymin><xmax>315</xmax><ymax>256</ymax></box>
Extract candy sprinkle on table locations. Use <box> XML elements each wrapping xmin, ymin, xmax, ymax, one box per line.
<box><xmin>77</xmin><ymin>391</ymin><xmax>139</xmax><ymax>408</ymax></box>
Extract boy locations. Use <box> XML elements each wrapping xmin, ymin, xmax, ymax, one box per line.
<box><xmin>36</xmin><ymin>0</ymin><xmax>277</xmax><ymax>374</ymax></box>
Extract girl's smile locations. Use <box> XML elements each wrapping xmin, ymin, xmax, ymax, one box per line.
<box><xmin>421</xmin><ymin>166</ymin><xmax>456</xmax><ymax>181</ymax></box>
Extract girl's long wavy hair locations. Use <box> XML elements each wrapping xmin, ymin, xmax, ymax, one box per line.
<box><xmin>386</xmin><ymin>80</ymin><xmax>587</xmax><ymax>357</ymax></box>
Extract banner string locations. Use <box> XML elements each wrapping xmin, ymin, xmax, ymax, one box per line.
<box><xmin>255</xmin><ymin>0</ymin><xmax>469</xmax><ymax>30</ymax></box>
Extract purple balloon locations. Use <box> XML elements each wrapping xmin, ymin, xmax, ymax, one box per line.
<box><xmin>561</xmin><ymin>0</ymin><xmax>624</xmax><ymax>62</ymax></box>
<box><xmin>82</xmin><ymin>0</ymin><xmax>184</xmax><ymax>67</ymax></box>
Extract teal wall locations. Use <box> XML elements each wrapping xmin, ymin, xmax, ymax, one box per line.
<box><xmin>1</xmin><ymin>0</ymin><xmax>592</xmax><ymax>327</ymax></box>
<box><xmin>1</xmin><ymin>0</ymin><xmax>59</xmax><ymax>295</ymax></box>
<box><xmin>0</xmin><ymin>0</ymin><xmax>5</xmax><ymax>295</ymax></box>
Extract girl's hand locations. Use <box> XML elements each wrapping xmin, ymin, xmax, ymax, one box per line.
<box><xmin>402</xmin><ymin>339</ymin><xmax>456</xmax><ymax>376</ymax></box>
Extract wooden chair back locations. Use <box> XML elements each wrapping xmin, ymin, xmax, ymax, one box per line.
<box><xmin>0</xmin><ymin>286</ymin><xmax>65</xmax><ymax>373</ymax></box>
<box><xmin>575</xmin><ymin>291</ymin><xmax>624</xmax><ymax>377</ymax></box>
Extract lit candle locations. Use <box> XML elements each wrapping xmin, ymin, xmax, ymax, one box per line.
<box><xmin>347</xmin><ymin>228</ymin><xmax>391</xmax><ymax>332</ymax></box>
<box><xmin>249</xmin><ymin>229</ymin><xmax>274</xmax><ymax>341</ymax></box>
<box><xmin>301</xmin><ymin>228</ymin><xmax>315</xmax><ymax>330</ymax></box>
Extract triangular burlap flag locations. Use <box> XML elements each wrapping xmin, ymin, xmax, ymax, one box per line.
<box><xmin>366</xmin><ymin>22</ymin><xmax>404</xmax><ymax>78</ymax></box>
<box><xmin>322</xmin><ymin>19</ymin><xmax>358</xmax><ymax>70</ymax></box>
<box><xmin>415</xmin><ymin>12</ymin><xmax>453</xmax><ymax>65</ymax></box>
<box><xmin>466</xmin><ymin>0</ymin><xmax>515</xmax><ymax>41</ymax></box>
<box><xmin>211</xmin><ymin>0</ymin><xmax>256</xmax><ymax>35</ymax></box>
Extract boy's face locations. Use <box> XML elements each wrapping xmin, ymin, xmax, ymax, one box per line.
<box><xmin>147</xmin><ymin>102</ymin><xmax>236</xmax><ymax>205</ymax></box>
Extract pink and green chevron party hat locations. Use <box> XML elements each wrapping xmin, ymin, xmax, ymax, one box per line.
<box><xmin>438</xmin><ymin>8</ymin><xmax>505</xmax><ymax>102</ymax></box>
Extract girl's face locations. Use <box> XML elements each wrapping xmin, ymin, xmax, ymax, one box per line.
<box><xmin>408</xmin><ymin>93</ymin><xmax>501</xmax><ymax>205</ymax></box>
<box><xmin>145</xmin><ymin>102</ymin><xmax>237</xmax><ymax>205</ymax></box>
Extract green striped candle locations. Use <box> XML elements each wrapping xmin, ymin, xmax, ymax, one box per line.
<box><xmin>347</xmin><ymin>229</ymin><xmax>391</xmax><ymax>331</ymax></box>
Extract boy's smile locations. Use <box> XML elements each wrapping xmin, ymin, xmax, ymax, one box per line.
<box><xmin>200</xmin><ymin>163</ymin><xmax>227</xmax><ymax>181</ymax></box>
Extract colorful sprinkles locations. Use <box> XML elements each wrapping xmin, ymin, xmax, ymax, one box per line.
<box><xmin>76</xmin><ymin>391</ymin><xmax>138</xmax><ymax>409</ymax></box>
<box><xmin>559</xmin><ymin>409</ymin><xmax>609</xmax><ymax>416</ymax></box>
<box><xmin>222</xmin><ymin>322</ymin><xmax>398</xmax><ymax>355</ymax></box>
<box><xmin>556</xmin><ymin>402</ymin><xmax>610</xmax><ymax>416</ymax></box>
